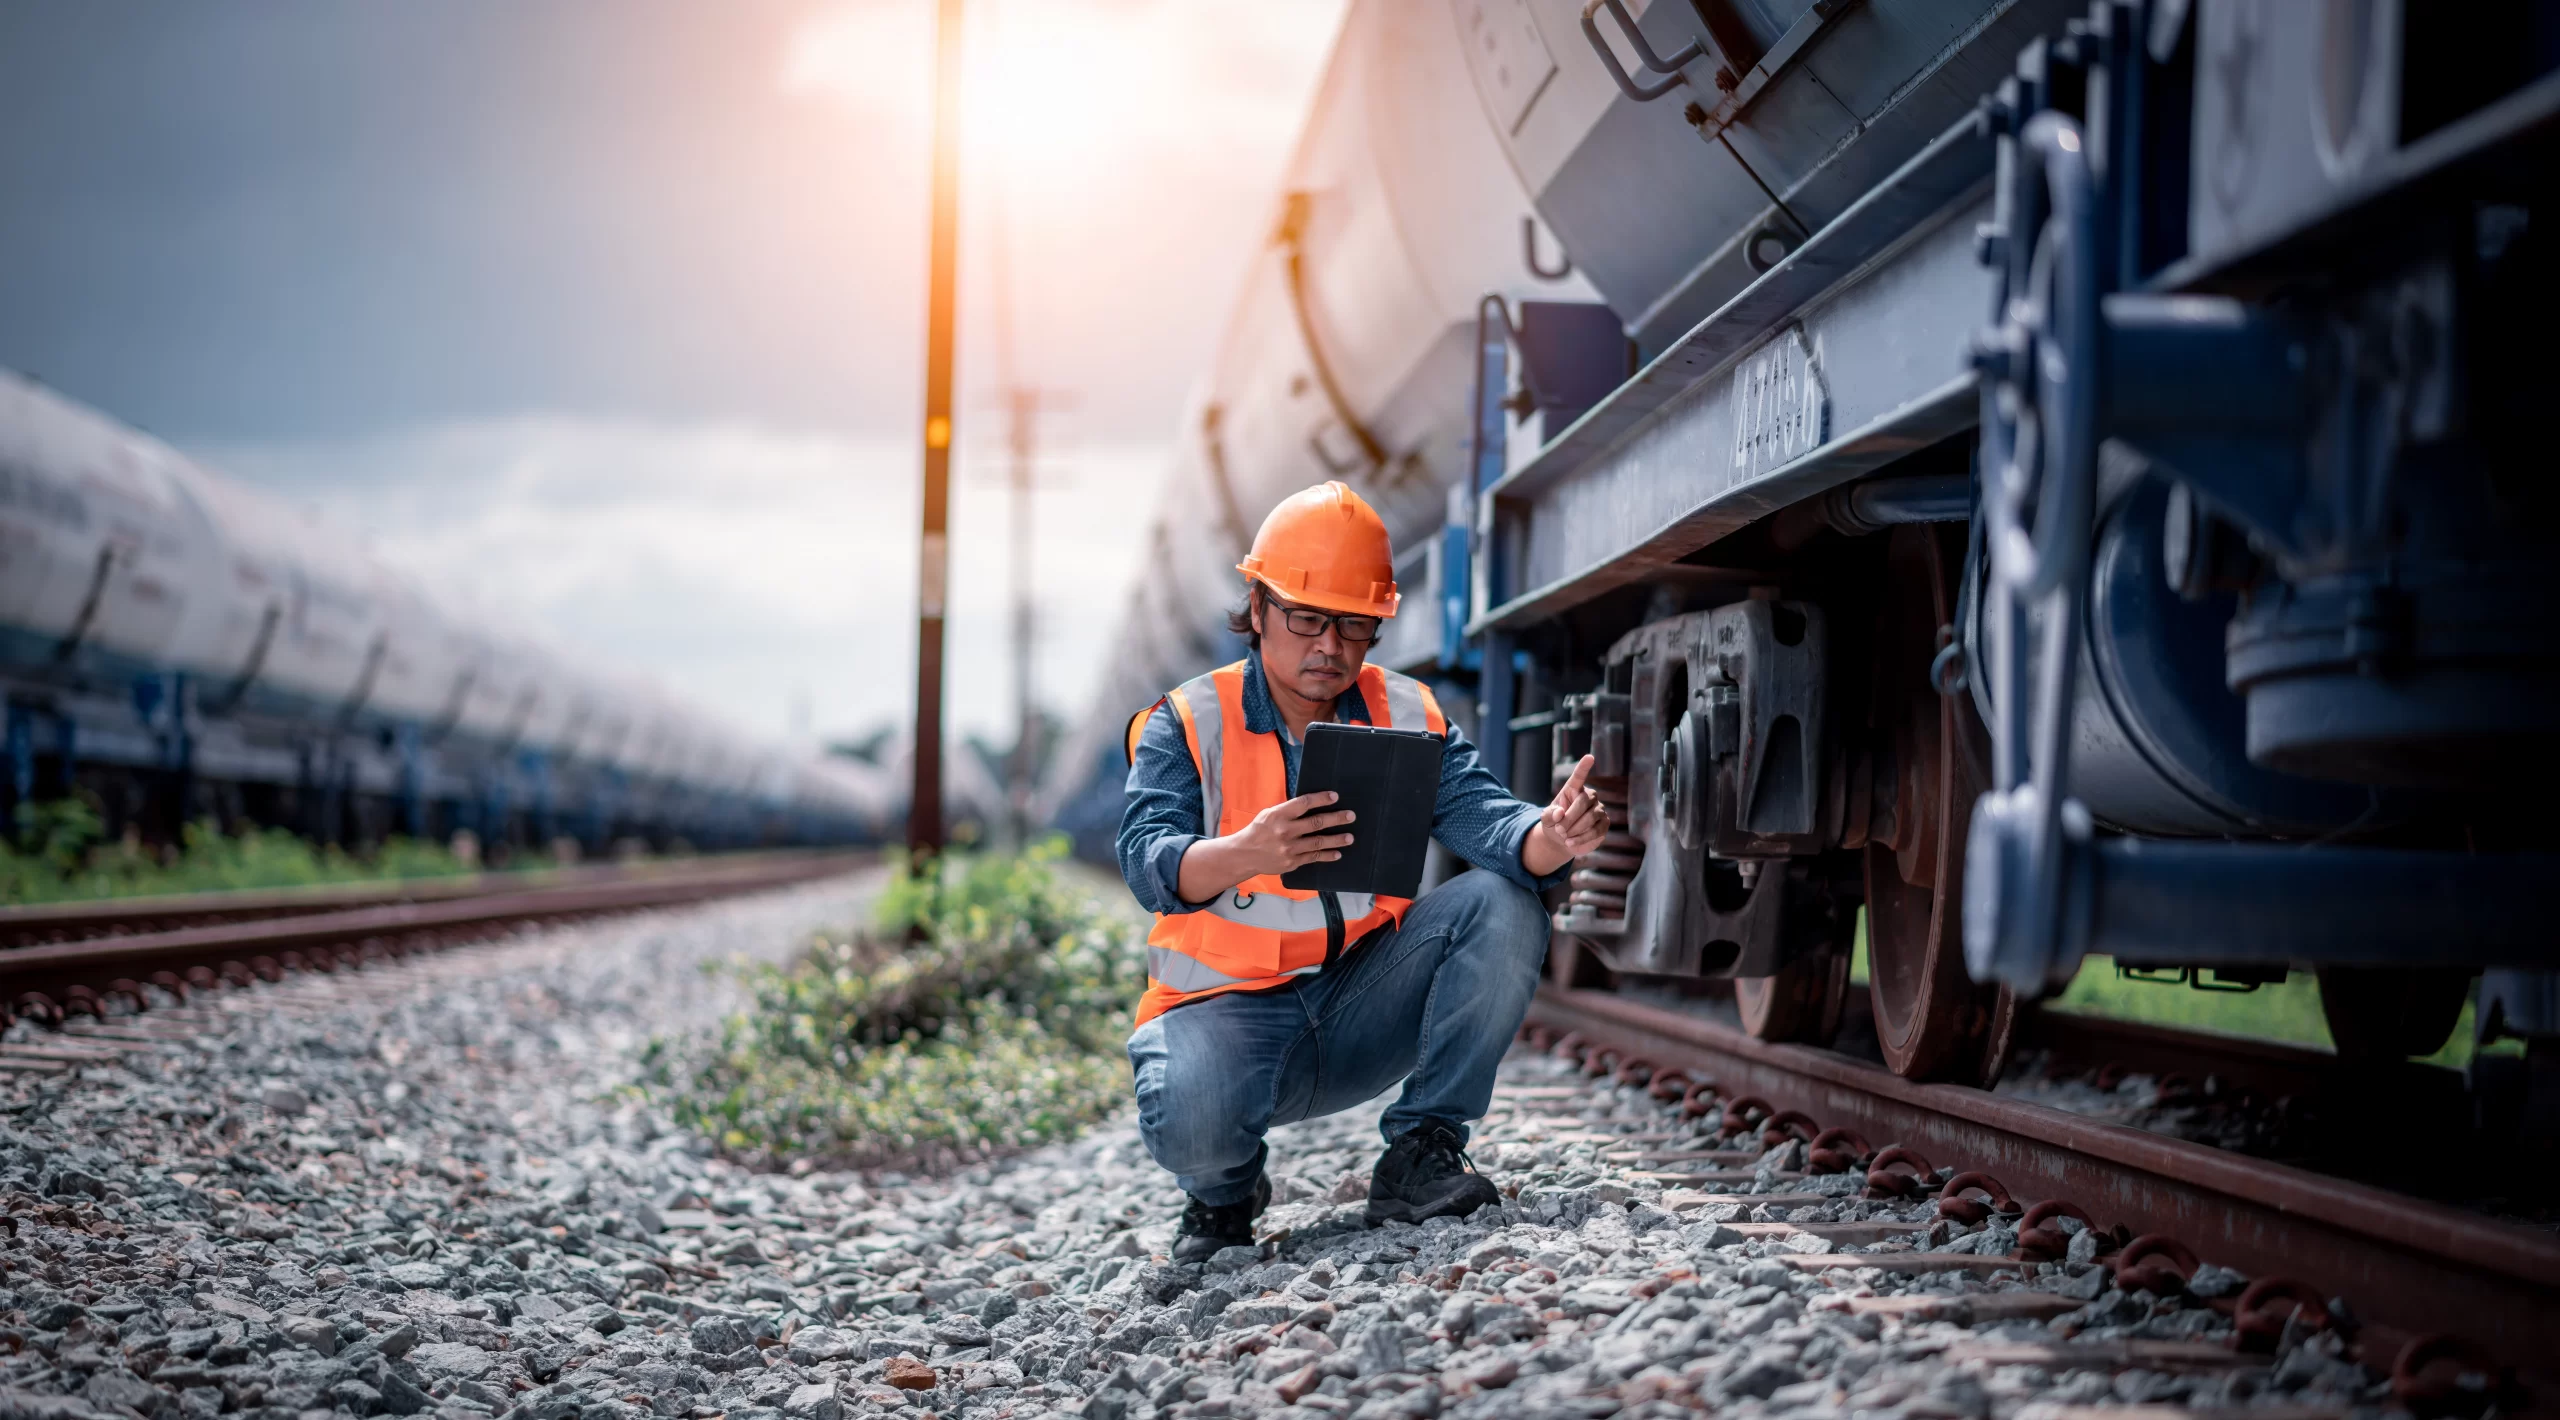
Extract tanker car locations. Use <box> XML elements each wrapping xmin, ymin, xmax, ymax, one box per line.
<box><xmin>1050</xmin><ymin>0</ymin><xmax>2559</xmax><ymax>1105</ymax></box>
<box><xmin>0</xmin><ymin>370</ymin><xmax>891</xmax><ymax>855</ymax></box>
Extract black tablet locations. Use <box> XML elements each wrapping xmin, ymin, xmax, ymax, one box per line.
<box><xmin>1281</xmin><ymin>721</ymin><xmax>1445</xmax><ymax>898</ymax></box>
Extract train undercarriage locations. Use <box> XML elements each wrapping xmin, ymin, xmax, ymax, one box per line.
<box><xmin>1449</xmin><ymin>2</ymin><xmax>2560</xmax><ymax>1121</ymax></box>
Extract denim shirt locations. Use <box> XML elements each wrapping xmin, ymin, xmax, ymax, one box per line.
<box><xmin>1116</xmin><ymin>652</ymin><xmax>1565</xmax><ymax>915</ymax></box>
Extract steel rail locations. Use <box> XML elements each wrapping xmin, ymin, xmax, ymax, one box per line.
<box><xmin>0</xmin><ymin>851</ymin><xmax>869</xmax><ymax>1023</ymax></box>
<box><xmin>1526</xmin><ymin>985</ymin><xmax>2560</xmax><ymax>1369</ymax></box>
<box><xmin>0</xmin><ymin>850</ymin><xmax>853</xmax><ymax>949</ymax></box>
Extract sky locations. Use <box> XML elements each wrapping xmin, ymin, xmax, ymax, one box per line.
<box><xmin>0</xmin><ymin>0</ymin><xmax>1347</xmax><ymax>747</ymax></box>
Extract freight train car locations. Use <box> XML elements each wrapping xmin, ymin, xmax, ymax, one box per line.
<box><xmin>1045</xmin><ymin>0</ymin><xmax>1611</xmax><ymax>856</ymax></box>
<box><xmin>0</xmin><ymin>370</ymin><xmax>890</xmax><ymax>855</ymax></box>
<box><xmin>1051</xmin><ymin>0</ymin><xmax>2560</xmax><ymax>1110</ymax></box>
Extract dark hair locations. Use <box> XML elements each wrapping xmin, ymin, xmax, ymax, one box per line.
<box><xmin>1225</xmin><ymin>583</ymin><xmax>1261</xmax><ymax>649</ymax></box>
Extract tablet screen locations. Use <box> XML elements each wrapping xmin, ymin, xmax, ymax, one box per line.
<box><xmin>1281</xmin><ymin>722</ymin><xmax>1444</xmax><ymax>898</ymax></box>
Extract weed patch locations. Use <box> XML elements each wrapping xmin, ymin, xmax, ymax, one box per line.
<box><xmin>646</xmin><ymin>842</ymin><xmax>1146</xmax><ymax>1167</ymax></box>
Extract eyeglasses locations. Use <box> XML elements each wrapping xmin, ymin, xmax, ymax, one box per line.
<box><xmin>1265</xmin><ymin>598</ymin><xmax>1383</xmax><ymax>643</ymax></box>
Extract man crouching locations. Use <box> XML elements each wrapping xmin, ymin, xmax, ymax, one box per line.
<box><xmin>1117</xmin><ymin>480</ymin><xmax>1607</xmax><ymax>1262</ymax></box>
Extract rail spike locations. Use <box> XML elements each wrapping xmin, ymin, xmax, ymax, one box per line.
<box><xmin>1758</xmin><ymin>1109</ymin><xmax>1819</xmax><ymax>1153</ymax></box>
<box><xmin>1806</xmin><ymin>1128</ymin><xmax>1872</xmax><ymax>1175</ymax></box>
<box><xmin>2232</xmin><ymin>1276</ymin><xmax>2331</xmax><ymax>1351</ymax></box>
<box><xmin>2111</xmin><ymin>1235</ymin><xmax>2200</xmax><ymax>1296</ymax></box>
<box><xmin>1935</xmin><ymin>1172</ymin><xmax>2016</xmax><ymax>1223</ymax></box>
<box><xmin>1718</xmin><ymin>1095</ymin><xmax>1776</xmax><ymax>1138</ymax></box>
<box><xmin>2391</xmin><ymin>1335</ymin><xmax>2517</xmax><ymax>1417</ymax></box>
<box><xmin>1864</xmin><ymin>1145</ymin><xmax>1936</xmax><ymax>1199</ymax></box>
<box><xmin>2013</xmin><ymin>1199</ymin><xmax>2095</xmax><ymax>1262</ymax></box>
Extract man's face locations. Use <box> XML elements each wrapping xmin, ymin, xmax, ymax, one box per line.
<box><xmin>1251</xmin><ymin>589</ymin><xmax>1380</xmax><ymax>705</ymax></box>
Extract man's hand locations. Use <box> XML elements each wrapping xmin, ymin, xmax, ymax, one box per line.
<box><xmin>1176</xmin><ymin>792</ymin><xmax>1356</xmax><ymax>903</ymax></box>
<box><xmin>1521</xmin><ymin>754</ymin><xmax>1609</xmax><ymax>878</ymax></box>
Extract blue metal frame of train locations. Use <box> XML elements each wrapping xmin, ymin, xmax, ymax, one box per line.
<box><xmin>1050</xmin><ymin>0</ymin><xmax>2560</xmax><ymax>1093</ymax></box>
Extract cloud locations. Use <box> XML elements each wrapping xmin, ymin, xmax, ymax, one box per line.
<box><xmin>199</xmin><ymin>413</ymin><xmax>1174</xmax><ymax>747</ymax></box>
<box><xmin>7</xmin><ymin>1</ymin><xmax>1347</xmax><ymax>753</ymax></box>
<box><xmin>0</xmin><ymin>0</ymin><xmax>1345</xmax><ymax>448</ymax></box>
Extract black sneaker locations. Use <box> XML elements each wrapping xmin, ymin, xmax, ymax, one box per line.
<box><xmin>1171</xmin><ymin>1173</ymin><xmax>1272</xmax><ymax>1264</ymax></box>
<box><xmin>1366</xmin><ymin>1119</ymin><xmax>1500</xmax><ymax>1225</ymax></box>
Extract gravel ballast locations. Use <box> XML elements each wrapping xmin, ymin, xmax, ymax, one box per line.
<box><xmin>1</xmin><ymin>878</ymin><xmax>2398</xmax><ymax>1420</ymax></box>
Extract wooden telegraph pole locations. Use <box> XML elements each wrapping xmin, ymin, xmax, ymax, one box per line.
<box><xmin>908</xmin><ymin>0</ymin><xmax>965</xmax><ymax>861</ymax></box>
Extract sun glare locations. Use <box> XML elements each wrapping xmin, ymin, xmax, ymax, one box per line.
<box><xmin>960</xmin><ymin>7</ymin><xmax>1143</xmax><ymax>186</ymax></box>
<box><xmin>782</xmin><ymin>0</ymin><xmax>1339</xmax><ymax>198</ymax></box>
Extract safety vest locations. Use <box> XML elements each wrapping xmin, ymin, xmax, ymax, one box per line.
<box><xmin>1125</xmin><ymin>659</ymin><xmax>1447</xmax><ymax>1025</ymax></box>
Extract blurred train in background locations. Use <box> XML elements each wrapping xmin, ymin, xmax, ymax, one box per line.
<box><xmin>1046</xmin><ymin>0</ymin><xmax>2560</xmax><ymax>1098</ymax></box>
<box><xmin>0</xmin><ymin>369</ymin><xmax>895</xmax><ymax>859</ymax></box>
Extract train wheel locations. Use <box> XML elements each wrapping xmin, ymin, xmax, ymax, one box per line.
<box><xmin>2317</xmin><ymin>967</ymin><xmax>2472</xmax><ymax>1060</ymax></box>
<box><xmin>1737</xmin><ymin>948</ymin><xmax>1851</xmax><ymax>1044</ymax></box>
<box><xmin>1976</xmin><ymin>979</ymin><xmax>2022</xmax><ymax>1083</ymax></box>
<box><xmin>1865</xmin><ymin>524</ymin><xmax>2015</xmax><ymax>1084</ymax></box>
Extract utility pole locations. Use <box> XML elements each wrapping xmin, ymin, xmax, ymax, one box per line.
<box><xmin>994</xmin><ymin>386</ymin><xmax>1073</xmax><ymax>846</ymax></box>
<box><xmin>908</xmin><ymin>0</ymin><xmax>965</xmax><ymax>862</ymax></box>
<box><xmin>984</xmin><ymin>146</ymin><xmax>1069</xmax><ymax>851</ymax></box>
<box><xmin>1004</xmin><ymin>386</ymin><xmax>1037</xmax><ymax>848</ymax></box>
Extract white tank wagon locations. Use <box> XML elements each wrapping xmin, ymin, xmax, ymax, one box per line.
<box><xmin>0</xmin><ymin>370</ymin><xmax>890</xmax><ymax>856</ymax></box>
<box><xmin>1043</xmin><ymin>0</ymin><xmax>1606</xmax><ymax>855</ymax></box>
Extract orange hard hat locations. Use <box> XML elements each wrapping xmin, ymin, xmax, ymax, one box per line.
<box><xmin>1237</xmin><ymin>481</ymin><xmax>1399</xmax><ymax>618</ymax></box>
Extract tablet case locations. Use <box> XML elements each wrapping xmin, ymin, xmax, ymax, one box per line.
<box><xmin>1281</xmin><ymin>721</ymin><xmax>1444</xmax><ymax>898</ymax></box>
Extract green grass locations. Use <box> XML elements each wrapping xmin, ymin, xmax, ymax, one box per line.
<box><xmin>0</xmin><ymin>797</ymin><xmax>469</xmax><ymax>905</ymax></box>
<box><xmin>2048</xmin><ymin>958</ymin><xmax>2335</xmax><ymax>1047</ymax></box>
<box><xmin>642</xmin><ymin>839</ymin><xmax>1150</xmax><ymax>1165</ymax></box>
<box><xmin>2046</xmin><ymin>958</ymin><xmax>2514</xmax><ymax>1070</ymax></box>
<box><xmin>1845</xmin><ymin>905</ymin><xmax>2508</xmax><ymax>1069</ymax></box>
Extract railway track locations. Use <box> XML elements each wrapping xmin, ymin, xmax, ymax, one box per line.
<box><xmin>1524</xmin><ymin>984</ymin><xmax>2559</xmax><ymax>1408</ymax></box>
<box><xmin>0</xmin><ymin>879</ymin><xmax>2512</xmax><ymax>1419</ymax></box>
<box><xmin>0</xmin><ymin>852</ymin><xmax>856</xmax><ymax>948</ymax></box>
<box><xmin>8</xmin><ymin>859</ymin><xmax>2536</xmax><ymax>1412</ymax></box>
<box><xmin>0</xmin><ymin>849</ymin><xmax>869</xmax><ymax>1032</ymax></box>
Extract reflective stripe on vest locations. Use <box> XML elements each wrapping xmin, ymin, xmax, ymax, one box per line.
<box><xmin>1201</xmin><ymin>887</ymin><xmax>1376</xmax><ymax>932</ymax></box>
<box><xmin>1145</xmin><ymin>945</ymin><xmax>1322</xmax><ymax>994</ymax></box>
<box><xmin>1135</xmin><ymin>658</ymin><xmax>1446</xmax><ymax>1025</ymax></box>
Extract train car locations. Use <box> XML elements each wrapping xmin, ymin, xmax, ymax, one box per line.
<box><xmin>1044</xmin><ymin>0</ymin><xmax>1610</xmax><ymax>855</ymax></box>
<box><xmin>0</xmin><ymin>369</ymin><xmax>891</xmax><ymax>857</ymax></box>
<box><xmin>1053</xmin><ymin>0</ymin><xmax>2560</xmax><ymax>1110</ymax></box>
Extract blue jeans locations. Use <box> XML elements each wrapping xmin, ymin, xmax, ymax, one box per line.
<box><xmin>1125</xmin><ymin>870</ymin><xmax>1551</xmax><ymax>1206</ymax></box>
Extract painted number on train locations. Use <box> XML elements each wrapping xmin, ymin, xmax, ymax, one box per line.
<box><xmin>1729</xmin><ymin>325</ymin><xmax>1829</xmax><ymax>482</ymax></box>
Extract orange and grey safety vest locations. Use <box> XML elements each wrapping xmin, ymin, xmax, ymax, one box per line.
<box><xmin>1125</xmin><ymin>658</ymin><xmax>1447</xmax><ymax>1025</ymax></box>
